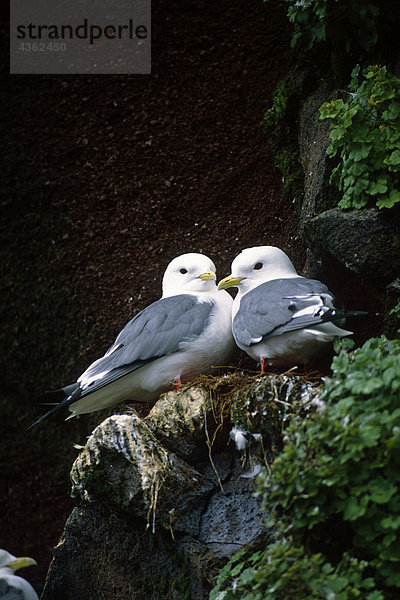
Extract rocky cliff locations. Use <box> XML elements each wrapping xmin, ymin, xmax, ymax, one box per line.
<box><xmin>41</xmin><ymin>374</ymin><xmax>320</xmax><ymax>599</ymax></box>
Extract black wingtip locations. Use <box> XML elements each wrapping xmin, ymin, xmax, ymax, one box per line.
<box><xmin>327</xmin><ymin>309</ymin><xmax>368</xmax><ymax>323</ymax></box>
<box><xmin>27</xmin><ymin>385</ymin><xmax>82</xmax><ymax>430</ymax></box>
<box><xmin>346</xmin><ymin>310</ymin><xmax>368</xmax><ymax>317</ymax></box>
<box><xmin>27</xmin><ymin>409</ymin><xmax>57</xmax><ymax>431</ymax></box>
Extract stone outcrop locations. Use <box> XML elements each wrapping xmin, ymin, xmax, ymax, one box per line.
<box><xmin>298</xmin><ymin>85</ymin><xmax>400</xmax><ymax>297</ymax></box>
<box><xmin>71</xmin><ymin>413</ymin><xmax>214</xmax><ymax>536</ymax></box>
<box><xmin>41</xmin><ymin>374</ymin><xmax>320</xmax><ymax>600</ymax></box>
<box><xmin>304</xmin><ymin>207</ymin><xmax>400</xmax><ymax>287</ymax></box>
<box><xmin>297</xmin><ymin>86</ymin><xmax>338</xmax><ymax>234</ymax></box>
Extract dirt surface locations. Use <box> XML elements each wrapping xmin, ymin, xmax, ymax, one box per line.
<box><xmin>0</xmin><ymin>0</ymin><xmax>305</xmax><ymax>594</ymax></box>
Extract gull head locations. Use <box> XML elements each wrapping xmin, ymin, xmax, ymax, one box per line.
<box><xmin>0</xmin><ymin>549</ymin><xmax>37</xmax><ymax>573</ymax></box>
<box><xmin>162</xmin><ymin>253</ymin><xmax>218</xmax><ymax>297</ymax></box>
<box><xmin>219</xmin><ymin>246</ymin><xmax>298</xmax><ymax>294</ymax></box>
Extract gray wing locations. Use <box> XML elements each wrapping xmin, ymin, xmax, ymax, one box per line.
<box><xmin>233</xmin><ymin>277</ymin><xmax>341</xmax><ymax>347</ymax></box>
<box><xmin>79</xmin><ymin>294</ymin><xmax>214</xmax><ymax>386</ymax></box>
<box><xmin>29</xmin><ymin>295</ymin><xmax>215</xmax><ymax>427</ymax></box>
<box><xmin>0</xmin><ymin>588</ymin><xmax>25</xmax><ymax>599</ymax></box>
<box><xmin>0</xmin><ymin>578</ymin><xmax>38</xmax><ymax>600</ymax></box>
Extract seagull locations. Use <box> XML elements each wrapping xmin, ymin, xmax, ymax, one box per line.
<box><xmin>0</xmin><ymin>549</ymin><xmax>39</xmax><ymax>600</ymax></box>
<box><xmin>218</xmin><ymin>246</ymin><xmax>365</xmax><ymax>371</ymax></box>
<box><xmin>30</xmin><ymin>253</ymin><xmax>234</xmax><ymax>427</ymax></box>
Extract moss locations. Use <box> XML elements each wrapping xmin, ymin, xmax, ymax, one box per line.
<box><xmin>74</xmin><ymin>451</ymin><xmax>131</xmax><ymax>510</ymax></box>
<box><xmin>231</xmin><ymin>379</ymin><xmax>283</xmax><ymax>454</ymax></box>
<box><xmin>140</xmin><ymin>570</ymin><xmax>191</xmax><ymax>600</ymax></box>
<box><xmin>262</xmin><ymin>70</ymin><xmax>305</xmax><ymax>203</ymax></box>
<box><xmin>139</xmin><ymin>538</ymin><xmax>192</xmax><ymax>600</ymax></box>
<box><xmin>230</xmin><ymin>374</ymin><xmax>319</xmax><ymax>458</ymax></box>
<box><xmin>170</xmin><ymin>570</ymin><xmax>192</xmax><ymax>600</ymax></box>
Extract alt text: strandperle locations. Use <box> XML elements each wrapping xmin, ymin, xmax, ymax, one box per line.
<box><xmin>16</xmin><ymin>19</ymin><xmax>148</xmax><ymax>46</ymax></box>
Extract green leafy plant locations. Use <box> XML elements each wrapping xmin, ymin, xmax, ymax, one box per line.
<box><xmin>389</xmin><ymin>300</ymin><xmax>400</xmax><ymax>335</ymax></box>
<box><xmin>260</xmin><ymin>335</ymin><xmax>400</xmax><ymax>589</ymax></box>
<box><xmin>267</xmin><ymin>0</ymin><xmax>399</xmax><ymax>59</ymax></box>
<box><xmin>319</xmin><ymin>65</ymin><xmax>400</xmax><ymax>209</ymax></box>
<box><xmin>210</xmin><ymin>542</ymin><xmax>383</xmax><ymax>600</ymax></box>
<box><xmin>210</xmin><ymin>336</ymin><xmax>400</xmax><ymax>599</ymax></box>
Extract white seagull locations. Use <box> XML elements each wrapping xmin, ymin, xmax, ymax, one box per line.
<box><xmin>0</xmin><ymin>550</ymin><xmax>39</xmax><ymax>600</ymax></box>
<box><xmin>218</xmin><ymin>246</ymin><xmax>365</xmax><ymax>371</ymax></box>
<box><xmin>30</xmin><ymin>253</ymin><xmax>234</xmax><ymax>427</ymax></box>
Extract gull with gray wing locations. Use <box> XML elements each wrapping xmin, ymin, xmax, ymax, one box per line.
<box><xmin>219</xmin><ymin>246</ymin><xmax>365</xmax><ymax>370</ymax></box>
<box><xmin>30</xmin><ymin>253</ymin><xmax>234</xmax><ymax>427</ymax></box>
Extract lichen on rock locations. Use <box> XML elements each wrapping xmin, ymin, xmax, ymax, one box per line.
<box><xmin>71</xmin><ymin>412</ymin><xmax>214</xmax><ymax>535</ymax></box>
<box><xmin>145</xmin><ymin>385</ymin><xmax>219</xmax><ymax>463</ymax></box>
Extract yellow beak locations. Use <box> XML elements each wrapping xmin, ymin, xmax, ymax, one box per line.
<box><xmin>7</xmin><ymin>557</ymin><xmax>37</xmax><ymax>571</ymax></box>
<box><xmin>199</xmin><ymin>270</ymin><xmax>216</xmax><ymax>281</ymax></box>
<box><xmin>218</xmin><ymin>274</ymin><xmax>245</xmax><ymax>290</ymax></box>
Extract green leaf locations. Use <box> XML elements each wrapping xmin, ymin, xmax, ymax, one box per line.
<box><xmin>381</xmin><ymin>514</ymin><xmax>400</xmax><ymax>530</ymax></box>
<box><xmin>369</xmin><ymin>478</ymin><xmax>397</xmax><ymax>504</ymax></box>
<box><xmin>348</xmin><ymin>143</ymin><xmax>371</xmax><ymax>161</ymax></box>
<box><xmin>386</xmin><ymin>150</ymin><xmax>400</xmax><ymax>166</ymax></box>
<box><xmin>329</xmin><ymin>125</ymin><xmax>346</xmax><ymax>141</ymax></box>
<box><xmin>352</xmin><ymin>125</ymin><xmax>371</xmax><ymax>142</ymax></box>
<box><xmin>343</xmin><ymin>496</ymin><xmax>367</xmax><ymax>520</ymax></box>
<box><xmin>389</xmin><ymin>189</ymin><xmax>400</xmax><ymax>203</ymax></box>
<box><xmin>376</xmin><ymin>189</ymin><xmax>400</xmax><ymax>209</ymax></box>
<box><xmin>229</xmin><ymin>560</ymin><xmax>246</xmax><ymax>577</ymax></box>
<box><xmin>338</xmin><ymin>196</ymin><xmax>352</xmax><ymax>210</ymax></box>
<box><xmin>369</xmin><ymin>178</ymin><xmax>388</xmax><ymax>195</ymax></box>
<box><xmin>382</xmin><ymin>102</ymin><xmax>400</xmax><ymax>120</ymax></box>
<box><xmin>239</xmin><ymin>567</ymin><xmax>257</xmax><ymax>585</ymax></box>
<box><xmin>319</xmin><ymin>64</ymin><xmax>400</xmax><ymax>212</ymax></box>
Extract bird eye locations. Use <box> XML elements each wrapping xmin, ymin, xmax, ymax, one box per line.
<box><xmin>180</xmin><ymin>268</ymin><xmax>188</xmax><ymax>274</ymax></box>
<box><xmin>253</xmin><ymin>262</ymin><xmax>263</xmax><ymax>270</ymax></box>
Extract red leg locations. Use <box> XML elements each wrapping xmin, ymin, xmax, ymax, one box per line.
<box><xmin>261</xmin><ymin>358</ymin><xmax>266</xmax><ymax>375</ymax></box>
<box><xmin>175</xmin><ymin>377</ymin><xmax>182</xmax><ymax>390</ymax></box>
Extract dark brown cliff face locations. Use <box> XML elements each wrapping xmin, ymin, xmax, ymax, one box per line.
<box><xmin>1</xmin><ymin>0</ymin><xmax>301</xmax><ymax>594</ymax></box>
<box><xmin>2</xmin><ymin>0</ymin><xmax>395</xmax><ymax>592</ymax></box>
